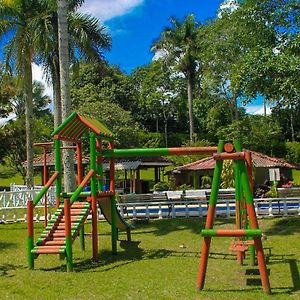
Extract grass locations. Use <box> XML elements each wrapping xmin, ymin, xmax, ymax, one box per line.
<box><xmin>292</xmin><ymin>170</ymin><xmax>300</xmax><ymax>185</ymax></box>
<box><xmin>0</xmin><ymin>164</ymin><xmax>42</xmax><ymax>188</ymax></box>
<box><xmin>0</xmin><ymin>217</ymin><xmax>300</xmax><ymax>299</ymax></box>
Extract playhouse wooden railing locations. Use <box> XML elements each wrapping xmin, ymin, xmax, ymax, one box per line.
<box><xmin>27</xmin><ymin>171</ymin><xmax>59</xmax><ymax>269</ymax></box>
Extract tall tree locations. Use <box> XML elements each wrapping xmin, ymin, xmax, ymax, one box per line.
<box><xmin>197</xmin><ymin>2</ymin><xmax>276</xmax><ymax>120</ymax></box>
<box><xmin>57</xmin><ymin>0</ymin><xmax>76</xmax><ymax>192</ymax></box>
<box><xmin>152</xmin><ymin>15</ymin><xmax>200</xmax><ymax>142</ymax></box>
<box><xmin>0</xmin><ymin>0</ymin><xmax>49</xmax><ymax>186</ymax></box>
<box><xmin>38</xmin><ymin>0</ymin><xmax>111</xmax><ymax>129</ymax></box>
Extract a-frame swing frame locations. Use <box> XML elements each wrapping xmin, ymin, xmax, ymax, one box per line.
<box><xmin>196</xmin><ymin>140</ymin><xmax>271</xmax><ymax>294</ymax></box>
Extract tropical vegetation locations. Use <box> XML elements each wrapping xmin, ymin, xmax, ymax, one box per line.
<box><xmin>0</xmin><ymin>0</ymin><xmax>299</xmax><ymax>187</ymax></box>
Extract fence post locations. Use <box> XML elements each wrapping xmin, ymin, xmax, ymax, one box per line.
<box><xmin>283</xmin><ymin>200</ymin><xmax>288</xmax><ymax>216</ymax></box>
<box><xmin>198</xmin><ymin>203</ymin><xmax>203</xmax><ymax>218</ymax></box>
<box><xmin>268</xmin><ymin>200</ymin><xmax>273</xmax><ymax>217</ymax></box>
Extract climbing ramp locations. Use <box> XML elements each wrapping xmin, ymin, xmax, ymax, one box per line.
<box><xmin>31</xmin><ymin>201</ymin><xmax>91</xmax><ymax>255</ymax></box>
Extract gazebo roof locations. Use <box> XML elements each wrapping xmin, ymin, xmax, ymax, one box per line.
<box><xmin>172</xmin><ymin>150</ymin><xmax>300</xmax><ymax>172</ymax></box>
<box><xmin>51</xmin><ymin>112</ymin><xmax>115</xmax><ymax>141</ymax></box>
<box><xmin>32</xmin><ymin>152</ymin><xmax>172</xmax><ymax>170</ymax></box>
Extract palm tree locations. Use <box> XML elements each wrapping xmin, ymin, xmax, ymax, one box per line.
<box><xmin>38</xmin><ymin>0</ymin><xmax>111</xmax><ymax>128</ymax></box>
<box><xmin>152</xmin><ymin>15</ymin><xmax>199</xmax><ymax>142</ymax></box>
<box><xmin>0</xmin><ymin>0</ymin><xmax>49</xmax><ymax>187</ymax></box>
<box><xmin>55</xmin><ymin>0</ymin><xmax>111</xmax><ymax>191</ymax></box>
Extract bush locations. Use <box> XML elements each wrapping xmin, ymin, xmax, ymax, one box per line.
<box><xmin>286</xmin><ymin>141</ymin><xmax>300</xmax><ymax>164</ymax></box>
<box><xmin>153</xmin><ymin>181</ymin><xmax>169</xmax><ymax>192</ymax></box>
<box><xmin>201</xmin><ymin>175</ymin><xmax>212</xmax><ymax>188</ymax></box>
<box><xmin>177</xmin><ymin>184</ymin><xmax>193</xmax><ymax>191</ymax></box>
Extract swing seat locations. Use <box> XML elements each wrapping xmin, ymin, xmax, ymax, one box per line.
<box><xmin>229</xmin><ymin>240</ymin><xmax>254</xmax><ymax>252</ymax></box>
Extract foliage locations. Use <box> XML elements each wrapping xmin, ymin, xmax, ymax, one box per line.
<box><xmin>131</xmin><ymin>61</ymin><xmax>184</xmax><ymax>146</ymax></box>
<box><xmin>10</xmin><ymin>81</ymin><xmax>51</xmax><ymax>118</ymax></box>
<box><xmin>217</xmin><ymin>115</ymin><xmax>285</xmax><ymax>157</ymax></box>
<box><xmin>265</xmin><ymin>183</ymin><xmax>279</xmax><ymax>198</ymax></box>
<box><xmin>177</xmin><ymin>184</ymin><xmax>193</xmax><ymax>191</ymax></box>
<box><xmin>201</xmin><ymin>175</ymin><xmax>212</xmax><ymax>188</ymax></box>
<box><xmin>153</xmin><ymin>181</ymin><xmax>169</xmax><ymax>192</ymax></box>
<box><xmin>78</xmin><ymin>101</ymin><xmax>140</xmax><ymax>149</ymax></box>
<box><xmin>285</xmin><ymin>142</ymin><xmax>300</xmax><ymax>164</ymax></box>
<box><xmin>169</xmin><ymin>139</ymin><xmax>212</xmax><ymax>167</ymax></box>
<box><xmin>138</xmin><ymin>131</ymin><xmax>165</xmax><ymax>148</ymax></box>
<box><xmin>220</xmin><ymin>160</ymin><xmax>234</xmax><ymax>189</ymax></box>
<box><xmin>152</xmin><ymin>14</ymin><xmax>201</xmax><ymax>141</ymax></box>
<box><xmin>71</xmin><ymin>63</ymin><xmax>135</xmax><ymax>111</ymax></box>
<box><xmin>2</xmin><ymin>116</ymin><xmax>52</xmax><ymax>183</ymax></box>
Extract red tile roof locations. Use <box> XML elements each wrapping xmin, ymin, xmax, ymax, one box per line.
<box><xmin>173</xmin><ymin>150</ymin><xmax>299</xmax><ymax>172</ymax></box>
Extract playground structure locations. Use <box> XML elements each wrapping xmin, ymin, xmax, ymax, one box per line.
<box><xmin>27</xmin><ymin>112</ymin><xmax>270</xmax><ymax>293</ymax></box>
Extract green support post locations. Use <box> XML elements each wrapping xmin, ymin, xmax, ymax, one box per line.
<box><xmin>65</xmin><ymin>235</ymin><xmax>73</xmax><ymax>272</ymax></box>
<box><xmin>234</xmin><ymin>140</ymin><xmax>256</xmax><ymax>266</ymax></box>
<box><xmin>27</xmin><ymin>200</ymin><xmax>34</xmax><ymax>269</ymax></box>
<box><xmin>109</xmin><ymin>141</ymin><xmax>117</xmax><ymax>254</ymax></box>
<box><xmin>54</xmin><ymin>139</ymin><xmax>62</xmax><ymax>208</ymax></box>
<box><xmin>64</xmin><ymin>198</ymin><xmax>73</xmax><ymax>272</ymax></box>
<box><xmin>90</xmin><ymin>133</ymin><xmax>98</xmax><ymax>261</ymax></box>
<box><xmin>111</xmin><ymin>195</ymin><xmax>117</xmax><ymax>254</ymax></box>
<box><xmin>209</xmin><ymin>140</ymin><xmax>225</xmax><ymax>207</ymax></box>
<box><xmin>234</xmin><ymin>159</ymin><xmax>244</xmax><ymax>265</ymax></box>
<box><xmin>79</xmin><ymin>226</ymin><xmax>85</xmax><ymax>251</ymax></box>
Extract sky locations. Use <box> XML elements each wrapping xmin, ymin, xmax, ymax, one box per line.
<box><xmin>80</xmin><ymin>0</ymin><xmax>224</xmax><ymax>74</ymax></box>
<box><xmin>0</xmin><ymin>0</ymin><xmax>269</xmax><ymax>123</ymax></box>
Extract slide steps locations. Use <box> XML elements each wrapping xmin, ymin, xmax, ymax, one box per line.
<box><xmin>31</xmin><ymin>201</ymin><xmax>90</xmax><ymax>255</ymax></box>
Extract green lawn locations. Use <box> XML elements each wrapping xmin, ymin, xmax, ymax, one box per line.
<box><xmin>1</xmin><ymin>217</ymin><xmax>300</xmax><ymax>299</ymax></box>
<box><xmin>0</xmin><ymin>164</ymin><xmax>42</xmax><ymax>188</ymax></box>
<box><xmin>292</xmin><ymin>170</ymin><xmax>300</xmax><ymax>185</ymax></box>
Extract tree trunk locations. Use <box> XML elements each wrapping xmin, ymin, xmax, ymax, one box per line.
<box><xmin>53</xmin><ymin>55</ymin><xmax>62</xmax><ymax>129</ymax></box>
<box><xmin>187</xmin><ymin>71</ymin><xmax>194</xmax><ymax>142</ymax></box>
<box><xmin>57</xmin><ymin>0</ymin><xmax>76</xmax><ymax>192</ymax></box>
<box><xmin>263</xmin><ymin>98</ymin><xmax>267</xmax><ymax>117</ymax></box>
<box><xmin>24</xmin><ymin>57</ymin><xmax>34</xmax><ymax>187</ymax></box>
<box><xmin>290</xmin><ymin>105</ymin><xmax>295</xmax><ymax>142</ymax></box>
<box><xmin>163</xmin><ymin>110</ymin><xmax>168</xmax><ymax>147</ymax></box>
<box><xmin>232</xmin><ymin>91</ymin><xmax>238</xmax><ymax>120</ymax></box>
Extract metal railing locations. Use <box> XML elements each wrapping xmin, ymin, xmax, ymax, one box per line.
<box><xmin>1</xmin><ymin>189</ymin><xmax>299</xmax><ymax>222</ymax></box>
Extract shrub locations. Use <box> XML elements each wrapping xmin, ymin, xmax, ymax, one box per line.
<box><xmin>153</xmin><ymin>181</ymin><xmax>169</xmax><ymax>192</ymax></box>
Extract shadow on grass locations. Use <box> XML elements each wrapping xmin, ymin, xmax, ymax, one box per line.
<box><xmin>131</xmin><ymin>217</ymin><xmax>235</xmax><ymax>237</ymax></box>
<box><xmin>0</xmin><ymin>263</ymin><xmax>24</xmax><ymax>277</ymax></box>
<box><xmin>265</xmin><ymin>217</ymin><xmax>300</xmax><ymax>236</ymax></box>
<box><xmin>0</xmin><ymin>241</ymin><xmax>17</xmax><ymax>251</ymax></box>
<box><xmin>39</xmin><ymin>239</ymin><xmax>199</xmax><ymax>273</ymax></box>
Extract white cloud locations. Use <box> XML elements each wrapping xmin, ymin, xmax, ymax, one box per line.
<box><xmin>32</xmin><ymin>63</ymin><xmax>53</xmax><ymax>99</ymax></box>
<box><xmin>79</xmin><ymin>0</ymin><xmax>144</xmax><ymax>21</ymax></box>
<box><xmin>246</xmin><ymin>105</ymin><xmax>271</xmax><ymax>115</ymax></box>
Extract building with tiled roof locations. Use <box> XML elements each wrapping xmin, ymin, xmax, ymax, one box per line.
<box><xmin>171</xmin><ymin>150</ymin><xmax>299</xmax><ymax>189</ymax></box>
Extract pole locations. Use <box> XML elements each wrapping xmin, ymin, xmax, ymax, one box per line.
<box><xmin>54</xmin><ymin>139</ymin><xmax>62</xmax><ymax>208</ymax></box>
<box><xmin>64</xmin><ymin>198</ymin><xmax>73</xmax><ymax>271</ymax></box>
<box><xmin>77</xmin><ymin>142</ymin><xmax>85</xmax><ymax>251</ymax></box>
<box><xmin>196</xmin><ymin>140</ymin><xmax>225</xmax><ymax>290</ymax></box>
<box><xmin>90</xmin><ymin>132</ymin><xmax>98</xmax><ymax>261</ymax></box>
<box><xmin>27</xmin><ymin>200</ymin><xmax>34</xmax><ymax>269</ymax></box>
<box><xmin>244</xmin><ymin>151</ymin><xmax>256</xmax><ymax>266</ymax></box>
<box><xmin>234</xmin><ymin>141</ymin><xmax>271</xmax><ymax>294</ymax></box>
<box><xmin>43</xmin><ymin>146</ymin><xmax>48</xmax><ymax>227</ymax></box>
<box><xmin>109</xmin><ymin>141</ymin><xmax>117</xmax><ymax>254</ymax></box>
<box><xmin>234</xmin><ymin>160</ymin><xmax>243</xmax><ymax>265</ymax></box>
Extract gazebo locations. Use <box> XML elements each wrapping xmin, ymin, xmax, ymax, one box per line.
<box><xmin>32</xmin><ymin>151</ymin><xmax>172</xmax><ymax>193</ymax></box>
<box><xmin>170</xmin><ymin>150</ymin><xmax>300</xmax><ymax>189</ymax></box>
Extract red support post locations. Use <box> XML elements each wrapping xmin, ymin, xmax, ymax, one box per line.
<box><xmin>43</xmin><ymin>146</ymin><xmax>48</xmax><ymax>227</ymax></box>
<box><xmin>76</xmin><ymin>142</ymin><xmax>83</xmax><ymax>183</ymax></box>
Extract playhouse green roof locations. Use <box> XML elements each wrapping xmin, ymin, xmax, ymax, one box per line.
<box><xmin>51</xmin><ymin>112</ymin><xmax>115</xmax><ymax>141</ymax></box>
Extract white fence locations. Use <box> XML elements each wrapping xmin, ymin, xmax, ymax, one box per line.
<box><xmin>0</xmin><ymin>188</ymin><xmax>300</xmax><ymax>222</ymax></box>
